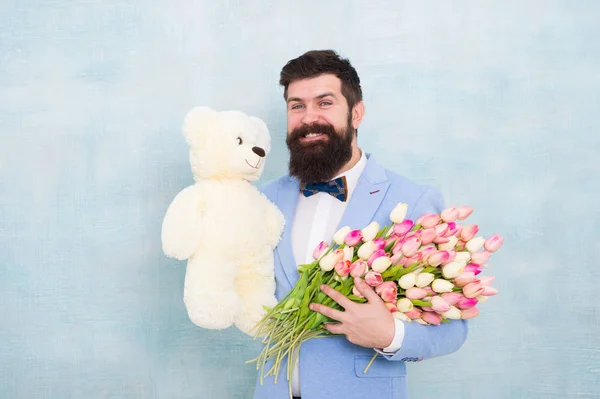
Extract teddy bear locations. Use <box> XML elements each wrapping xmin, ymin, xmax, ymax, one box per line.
<box><xmin>161</xmin><ymin>106</ymin><xmax>285</xmax><ymax>335</ymax></box>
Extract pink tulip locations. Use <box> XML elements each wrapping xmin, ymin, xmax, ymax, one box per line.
<box><xmin>420</xmin><ymin>228</ymin><xmax>437</xmax><ymax>244</ymax></box>
<box><xmin>418</xmin><ymin>246</ymin><xmax>437</xmax><ymax>262</ymax></box>
<box><xmin>433</xmin><ymin>235</ymin><xmax>450</xmax><ymax>244</ymax></box>
<box><xmin>349</xmin><ymin>260</ymin><xmax>368</xmax><ymax>278</ymax></box>
<box><xmin>364</xmin><ymin>271</ymin><xmax>383</xmax><ymax>287</ymax></box>
<box><xmin>460</xmin><ymin>224</ymin><xmax>479</xmax><ymax>241</ymax></box>
<box><xmin>404</xmin><ymin>308</ymin><xmax>423</xmax><ymax>320</ymax></box>
<box><xmin>444</xmin><ymin>249</ymin><xmax>457</xmax><ymax>264</ymax></box>
<box><xmin>457</xmin><ymin>206</ymin><xmax>474</xmax><ymax>220</ymax></box>
<box><xmin>479</xmin><ymin>276</ymin><xmax>495</xmax><ymax>287</ymax></box>
<box><xmin>405</xmin><ymin>287</ymin><xmax>428</xmax><ymax>300</ymax></box>
<box><xmin>367</xmin><ymin>249</ymin><xmax>387</xmax><ymax>266</ymax></box>
<box><xmin>470</xmin><ymin>251</ymin><xmax>491</xmax><ymax>264</ymax></box>
<box><xmin>376</xmin><ymin>281</ymin><xmax>398</xmax><ymax>303</ymax></box>
<box><xmin>334</xmin><ymin>259</ymin><xmax>352</xmax><ymax>278</ymax></box>
<box><xmin>384</xmin><ymin>236</ymin><xmax>399</xmax><ymax>249</ymax></box>
<box><xmin>460</xmin><ymin>307</ymin><xmax>479</xmax><ymax>319</ymax></box>
<box><xmin>420</xmin><ymin>213</ymin><xmax>441</xmax><ymax>228</ymax></box>
<box><xmin>421</xmin><ymin>311</ymin><xmax>443</xmax><ymax>325</ymax></box>
<box><xmin>455</xmin><ymin>239</ymin><xmax>467</xmax><ymax>251</ymax></box>
<box><xmin>393</xmin><ymin>220</ymin><xmax>414</xmax><ymax>237</ymax></box>
<box><xmin>445</xmin><ymin>221</ymin><xmax>460</xmax><ymax>236</ymax></box>
<box><xmin>463</xmin><ymin>282</ymin><xmax>484</xmax><ymax>298</ymax></box>
<box><xmin>390</xmin><ymin>252</ymin><xmax>404</xmax><ymax>266</ymax></box>
<box><xmin>344</xmin><ymin>229</ymin><xmax>363</xmax><ymax>247</ymax></box>
<box><xmin>421</xmin><ymin>306</ymin><xmax>433</xmax><ymax>312</ymax></box>
<box><xmin>441</xmin><ymin>292</ymin><xmax>464</xmax><ymax>306</ymax></box>
<box><xmin>456</xmin><ymin>296</ymin><xmax>479</xmax><ymax>309</ymax></box>
<box><xmin>352</xmin><ymin>285</ymin><xmax>364</xmax><ymax>298</ymax></box>
<box><xmin>373</xmin><ymin>238</ymin><xmax>387</xmax><ymax>251</ymax></box>
<box><xmin>428</xmin><ymin>251</ymin><xmax>450</xmax><ymax>267</ymax></box>
<box><xmin>435</xmin><ymin>223</ymin><xmax>449</xmax><ymax>237</ymax></box>
<box><xmin>431</xmin><ymin>296</ymin><xmax>451</xmax><ymax>313</ymax></box>
<box><xmin>454</xmin><ymin>272</ymin><xmax>476</xmax><ymax>287</ymax></box>
<box><xmin>481</xmin><ymin>286</ymin><xmax>499</xmax><ymax>296</ymax></box>
<box><xmin>440</xmin><ymin>207</ymin><xmax>459</xmax><ymax>223</ymax></box>
<box><xmin>463</xmin><ymin>264</ymin><xmax>482</xmax><ymax>275</ymax></box>
<box><xmin>312</xmin><ymin>241</ymin><xmax>329</xmax><ymax>260</ymax></box>
<box><xmin>484</xmin><ymin>234</ymin><xmax>504</xmax><ymax>252</ymax></box>
<box><xmin>385</xmin><ymin>302</ymin><xmax>398</xmax><ymax>313</ymax></box>
<box><xmin>401</xmin><ymin>236</ymin><xmax>421</xmax><ymax>257</ymax></box>
<box><xmin>422</xmin><ymin>286</ymin><xmax>435</xmax><ymax>296</ymax></box>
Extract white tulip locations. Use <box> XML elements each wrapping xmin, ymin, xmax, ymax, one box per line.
<box><xmin>415</xmin><ymin>272</ymin><xmax>435</xmax><ymax>288</ymax></box>
<box><xmin>398</xmin><ymin>273</ymin><xmax>417</xmax><ymax>289</ymax></box>
<box><xmin>333</xmin><ymin>226</ymin><xmax>351</xmax><ymax>245</ymax></box>
<box><xmin>454</xmin><ymin>251</ymin><xmax>472</xmax><ymax>264</ymax></box>
<box><xmin>437</xmin><ymin>236</ymin><xmax>459</xmax><ymax>251</ymax></box>
<box><xmin>357</xmin><ymin>241</ymin><xmax>376</xmax><ymax>260</ymax></box>
<box><xmin>442</xmin><ymin>306</ymin><xmax>462</xmax><ymax>320</ymax></box>
<box><xmin>432</xmin><ymin>279</ymin><xmax>455</xmax><ymax>293</ymax></box>
<box><xmin>393</xmin><ymin>312</ymin><xmax>411</xmax><ymax>322</ymax></box>
<box><xmin>415</xmin><ymin>318</ymin><xmax>428</xmax><ymax>325</ymax></box>
<box><xmin>371</xmin><ymin>256</ymin><xmax>392</xmax><ymax>273</ymax></box>
<box><xmin>396</xmin><ymin>298</ymin><xmax>414</xmax><ymax>313</ymax></box>
<box><xmin>466</xmin><ymin>237</ymin><xmax>486</xmax><ymax>253</ymax></box>
<box><xmin>361</xmin><ymin>222</ymin><xmax>380</xmax><ymax>242</ymax></box>
<box><xmin>319</xmin><ymin>252</ymin><xmax>337</xmax><ymax>272</ymax></box>
<box><xmin>442</xmin><ymin>261</ymin><xmax>465</xmax><ymax>279</ymax></box>
<box><xmin>390</xmin><ymin>203</ymin><xmax>409</xmax><ymax>224</ymax></box>
<box><xmin>343</xmin><ymin>246</ymin><xmax>354</xmax><ymax>261</ymax></box>
<box><xmin>477</xmin><ymin>295</ymin><xmax>489</xmax><ymax>304</ymax></box>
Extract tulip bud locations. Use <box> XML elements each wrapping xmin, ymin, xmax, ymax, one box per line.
<box><xmin>390</xmin><ymin>203</ymin><xmax>409</xmax><ymax>224</ymax></box>
<box><xmin>376</xmin><ymin>281</ymin><xmax>398</xmax><ymax>303</ymax></box>
<box><xmin>420</xmin><ymin>228</ymin><xmax>437</xmax><ymax>245</ymax></box>
<box><xmin>457</xmin><ymin>206</ymin><xmax>474</xmax><ymax>220</ymax></box>
<box><xmin>405</xmin><ymin>308</ymin><xmax>423</xmax><ymax>319</ymax></box>
<box><xmin>334</xmin><ymin>259</ymin><xmax>352</xmax><ymax>278</ymax></box>
<box><xmin>405</xmin><ymin>287</ymin><xmax>428</xmax><ymax>299</ymax></box>
<box><xmin>361</xmin><ymin>221</ymin><xmax>380</xmax><ymax>242</ymax></box>
<box><xmin>393</xmin><ymin>219</ymin><xmax>414</xmax><ymax>237</ymax></box>
<box><xmin>470</xmin><ymin>251</ymin><xmax>491</xmax><ymax>264</ymax></box>
<box><xmin>481</xmin><ymin>286</ymin><xmax>499</xmax><ymax>296</ymax></box>
<box><xmin>415</xmin><ymin>318</ymin><xmax>428</xmax><ymax>325</ymax></box>
<box><xmin>396</xmin><ymin>298</ymin><xmax>414</xmax><ymax>313</ymax></box>
<box><xmin>371</xmin><ymin>255</ymin><xmax>392</xmax><ymax>273</ymax></box>
<box><xmin>484</xmin><ymin>234</ymin><xmax>504</xmax><ymax>252</ymax></box>
<box><xmin>333</xmin><ymin>226</ymin><xmax>352</xmax><ymax>245</ymax></box>
<box><xmin>415</xmin><ymin>272</ymin><xmax>435</xmax><ymax>288</ymax></box>
<box><xmin>466</xmin><ymin>237</ymin><xmax>486</xmax><ymax>253</ymax></box>
<box><xmin>460</xmin><ymin>307</ymin><xmax>479</xmax><ymax>319</ymax></box>
<box><xmin>398</xmin><ymin>273</ymin><xmax>417</xmax><ymax>289</ymax></box>
<box><xmin>445</xmin><ymin>222</ymin><xmax>461</xmax><ymax>237</ymax></box>
<box><xmin>432</xmin><ymin>279</ymin><xmax>455</xmax><ymax>293</ymax></box>
<box><xmin>479</xmin><ymin>276</ymin><xmax>495</xmax><ymax>287</ymax></box>
<box><xmin>437</xmin><ymin>236</ymin><xmax>459</xmax><ymax>251</ymax></box>
<box><xmin>460</xmin><ymin>224</ymin><xmax>479</xmax><ymax>241</ymax></box>
<box><xmin>431</xmin><ymin>296</ymin><xmax>451</xmax><ymax>313</ymax></box>
<box><xmin>454</xmin><ymin>251</ymin><xmax>471</xmax><ymax>264</ymax></box>
<box><xmin>462</xmin><ymin>282</ymin><xmax>484</xmax><ymax>298</ymax></box>
<box><xmin>435</xmin><ymin>223</ymin><xmax>449</xmax><ymax>237</ymax></box>
<box><xmin>373</xmin><ymin>238</ymin><xmax>386</xmax><ymax>250</ymax></box>
<box><xmin>367</xmin><ymin>249</ymin><xmax>387</xmax><ymax>266</ymax></box>
<box><xmin>349</xmin><ymin>260</ymin><xmax>368</xmax><ymax>278</ymax></box>
<box><xmin>393</xmin><ymin>312</ymin><xmax>411</xmax><ymax>322</ymax></box>
<box><xmin>364</xmin><ymin>271</ymin><xmax>383</xmax><ymax>287</ymax></box>
<box><xmin>418</xmin><ymin>246</ymin><xmax>437</xmax><ymax>262</ymax></box>
<box><xmin>319</xmin><ymin>250</ymin><xmax>342</xmax><ymax>271</ymax></box>
<box><xmin>442</xmin><ymin>261</ymin><xmax>464</xmax><ymax>279</ymax></box>
<box><xmin>421</xmin><ymin>311</ymin><xmax>443</xmax><ymax>325</ymax></box>
<box><xmin>445</xmin><ymin>249</ymin><xmax>457</xmax><ymax>264</ymax></box>
<box><xmin>454</xmin><ymin>272</ymin><xmax>476</xmax><ymax>287</ymax></box>
<box><xmin>357</xmin><ymin>241</ymin><xmax>376</xmax><ymax>260</ymax></box>
<box><xmin>463</xmin><ymin>263</ymin><xmax>481</xmax><ymax>275</ymax></box>
<box><xmin>441</xmin><ymin>292</ymin><xmax>464</xmax><ymax>306</ymax></box>
<box><xmin>390</xmin><ymin>252</ymin><xmax>404</xmax><ymax>266</ymax></box>
<box><xmin>401</xmin><ymin>236</ymin><xmax>421</xmax><ymax>257</ymax></box>
<box><xmin>477</xmin><ymin>295</ymin><xmax>489</xmax><ymax>304</ymax></box>
<box><xmin>440</xmin><ymin>206</ymin><xmax>459</xmax><ymax>223</ymax></box>
<box><xmin>442</xmin><ymin>306</ymin><xmax>462</xmax><ymax>320</ymax></box>
<box><xmin>420</xmin><ymin>213</ymin><xmax>441</xmax><ymax>228</ymax></box>
<box><xmin>312</xmin><ymin>241</ymin><xmax>329</xmax><ymax>260</ymax></box>
<box><xmin>457</xmin><ymin>296</ymin><xmax>478</xmax><ymax>309</ymax></box>
<box><xmin>344</xmin><ymin>229</ymin><xmax>363</xmax><ymax>247</ymax></box>
<box><xmin>428</xmin><ymin>251</ymin><xmax>449</xmax><ymax>267</ymax></box>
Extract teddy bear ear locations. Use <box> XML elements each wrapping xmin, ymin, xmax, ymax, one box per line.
<box><xmin>182</xmin><ymin>106</ymin><xmax>217</xmax><ymax>147</ymax></box>
<box><xmin>250</xmin><ymin>116</ymin><xmax>271</xmax><ymax>154</ymax></box>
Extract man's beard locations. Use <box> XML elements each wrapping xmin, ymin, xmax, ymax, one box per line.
<box><xmin>286</xmin><ymin>115</ymin><xmax>354</xmax><ymax>185</ymax></box>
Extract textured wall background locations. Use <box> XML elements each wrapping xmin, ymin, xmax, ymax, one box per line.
<box><xmin>1</xmin><ymin>1</ymin><xmax>599</xmax><ymax>398</ymax></box>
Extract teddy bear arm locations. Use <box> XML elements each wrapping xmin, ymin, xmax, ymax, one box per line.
<box><xmin>161</xmin><ymin>185</ymin><xmax>205</xmax><ymax>260</ymax></box>
<box><xmin>263</xmin><ymin>202</ymin><xmax>285</xmax><ymax>247</ymax></box>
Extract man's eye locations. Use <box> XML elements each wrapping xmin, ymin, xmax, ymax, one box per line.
<box><xmin>237</xmin><ymin>137</ymin><xmax>243</xmax><ymax>145</ymax></box>
<box><xmin>320</xmin><ymin>101</ymin><xmax>332</xmax><ymax>106</ymax></box>
<box><xmin>291</xmin><ymin>104</ymin><xmax>304</xmax><ymax>110</ymax></box>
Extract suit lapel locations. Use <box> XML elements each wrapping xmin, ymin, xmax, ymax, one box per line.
<box><xmin>274</xmin><ymin>177</ymin><xmax>301</xmax><ymax>288</ymax></box>
<box><xmin>336</xmin><ymin>154</ymin><xmax>390</xmax><ymax>232</ymax></box>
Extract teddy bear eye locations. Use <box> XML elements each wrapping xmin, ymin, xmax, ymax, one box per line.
<box><xmin>236</xmin><ymin>137</ymin><xmax>243</xmax><ymax>145</ymax></box>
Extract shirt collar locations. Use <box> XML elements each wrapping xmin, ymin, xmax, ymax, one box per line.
<box><xmin>333</xmin><ymin>150</ymin><xmax>367</xmax><ymax>200</ymax></box>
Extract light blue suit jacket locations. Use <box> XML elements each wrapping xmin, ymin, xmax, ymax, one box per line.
<box><xmin>254</xmin><ymin>154</ymin><xmax>468</xmax><ymax>399</ymax></box>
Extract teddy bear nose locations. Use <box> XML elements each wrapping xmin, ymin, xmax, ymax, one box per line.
<box><xmin>252</xmin><ymin>146</ymin><xmax>266</xmax><ymax>158</ymax></box>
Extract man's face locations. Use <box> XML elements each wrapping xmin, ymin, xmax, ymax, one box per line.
<box><xmin>285</xmin><ymin>74</ymin><xmax>357</xmax><ymax>184</ymax></box>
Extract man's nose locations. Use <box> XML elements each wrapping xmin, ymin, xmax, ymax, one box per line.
<box><xmin>301</xmin><ymin>106</ymin><xmax>319</xmax><ymax>125</ymax></box>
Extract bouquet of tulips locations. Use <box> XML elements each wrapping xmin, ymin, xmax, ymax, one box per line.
<box><xmin>248</xmin><ymin>203</ymin><xmax>503</xmax><ymax>390</ymax></box>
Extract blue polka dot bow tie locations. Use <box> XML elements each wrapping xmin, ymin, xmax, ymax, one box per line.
<box><xmin>301</xmin><ymin>176</ymin><xmax>348</xmax><ymax>202</ymax></box>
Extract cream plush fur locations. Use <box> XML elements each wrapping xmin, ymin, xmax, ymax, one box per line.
<box><xmin>161</xmin><ymin>106</ymin><xmax>284</xmax><ymax>335</ymax></box>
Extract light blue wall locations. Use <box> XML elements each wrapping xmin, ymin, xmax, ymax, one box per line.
<box><xmin>1</xmin><ymin>1</ymin><xmax>599</xmax><ymax>398</ymax></box>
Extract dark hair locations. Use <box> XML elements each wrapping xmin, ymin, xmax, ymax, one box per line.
<box><xmin>279</xmin><ymin>50</ymin><xmax>363</xmax><ymax>110</ymax></box>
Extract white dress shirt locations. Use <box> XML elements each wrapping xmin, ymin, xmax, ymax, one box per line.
<box><xmin>289</xmin><ymin>151</ymin><xmax>404</xmax><ymax>396</ymax></box>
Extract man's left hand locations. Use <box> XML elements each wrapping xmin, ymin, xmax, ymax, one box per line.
<box><xmin>309</xmin><ymin>277</ymin><xmax>395</xmax><ymax>349</ymax></box>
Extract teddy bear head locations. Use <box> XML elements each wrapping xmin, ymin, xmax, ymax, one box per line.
<box><xmin>182</xmin><ymin>106</ymin><xmax>272</xmax><ymax>182</ymax></box>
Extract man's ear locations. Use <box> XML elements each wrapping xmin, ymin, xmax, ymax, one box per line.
<box><xmin>351</xmin><ymin>101</ymin><xmax>365</xmax><ymax>130</ymax></box>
